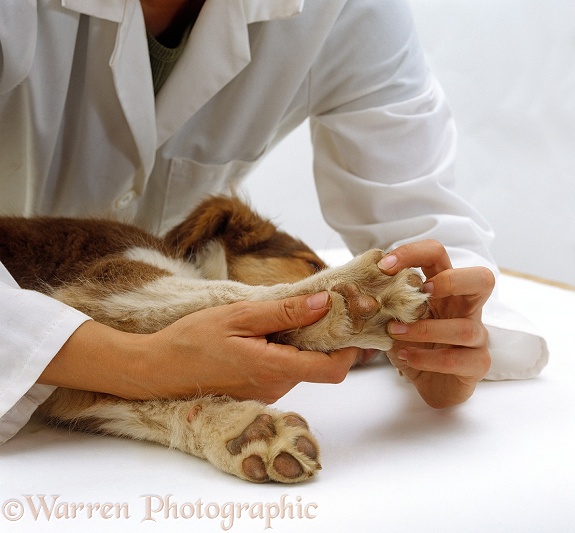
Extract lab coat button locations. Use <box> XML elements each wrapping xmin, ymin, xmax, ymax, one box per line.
<box><xmin>115</xmin><ymin>191</ymin><xmax>136</xmax><ymax>209</ymax></box>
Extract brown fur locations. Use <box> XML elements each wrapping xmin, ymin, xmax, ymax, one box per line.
<box><xmin>0</xmin><ymin>218</ymin><xmax>163</xmax><ymax>290</ymax></box>
<box><xmin>0</xmin><ymin>195</ymin><xmax>325</xmax><ymax>291</ymax></box>
<box><xmin>163</xmin><ymin>195</ymin><xmax>326</xmax><ymax>285</ymax></box>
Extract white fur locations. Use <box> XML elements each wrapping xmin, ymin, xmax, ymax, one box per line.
<box><xmin>123</xmin><ymin>247</ymin><xmax>203</xmax><ymax>279</ymax></box>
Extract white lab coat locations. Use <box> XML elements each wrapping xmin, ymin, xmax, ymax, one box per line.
<box><xmin>0</xmin><ymin>0</ymin><xmax>548</xmax><ymax>443</ymax></box>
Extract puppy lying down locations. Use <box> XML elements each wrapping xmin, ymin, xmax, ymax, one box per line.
<box><xmin>0</xmin><ymin>196</ymin><xmax>427</xmax><ymax>483</ymax></box>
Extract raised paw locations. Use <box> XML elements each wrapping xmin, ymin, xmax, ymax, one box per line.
<box><xmin>272</xmin><ymin>249</ymin><xmax>429</xmax><ymax>352</ymax></box>
<box><xmin>186</xmin><ymin>399</ymin><xmax>321</xmax><ymax>484</ymax></box>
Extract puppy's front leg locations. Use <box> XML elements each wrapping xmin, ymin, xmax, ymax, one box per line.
<box><xmin>51</xmin><ymin>250</ymin><xmax>427</xmax><ymax>349</ymax></box>
<box><xmin>50</xmin><ymin>257</ymin><xmax>260</xmax><ymax>333</ymax></box>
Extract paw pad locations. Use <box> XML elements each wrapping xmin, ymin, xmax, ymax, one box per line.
<box><xmin>226</xmin><ymin>414</ymin><xmax>275</xmax><ymax>455</ymax></box>
<box><xmin>333</xmin><ymin>282</ymin><xmax>379</xmax><ymax>333</ymax></box>
<box><xmin>226</xmin><ymin>412</ymin><xmax>320</xmax><ymax>483</ymax></box>
<box><xmin>242</xmin><ymin>455</ymin><xmax>269</xmax><ymax>482</ymax></box>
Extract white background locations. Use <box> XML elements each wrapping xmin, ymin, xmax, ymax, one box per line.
<box><xmin>244</xmin><ymin>0</ymin><xmax>575</xmax><ymax>286</ymax></box>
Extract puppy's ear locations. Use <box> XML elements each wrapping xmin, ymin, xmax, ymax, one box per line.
<box><xmin>163</xmin><ymin>195</ymin><xmax>277</xmax><ymax>258</ymax></box>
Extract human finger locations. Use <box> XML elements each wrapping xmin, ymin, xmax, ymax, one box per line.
<box><xmin>378</xmin><ymin>239</ymin><xmax>452</xmax><ymax>279</ymax></box>
<box><xmin>391</xmin><ymin>345</ymin><xmax>492</xmax><ymax>379</ymax></box>
<box><xmin>226</xmin><ymin>292</ymin><xmax>332</xmax><ymax>337</ymax></box>
<box><xmin>353</xmin><ymin>348</ymin><xmax>381</xmax><ymax>366</ymax></box>
<box><xmin>229</xmin><ymin>345</ymin><xmax>359</xmax><ymax>404</ymax></box>
<box><xmin>387</xmin><ymin>317</ymin><xmax>489</xmax><ymax>349</ymax></box>
<box><xmin>425</xmin><ymin>266</ymin><xmax>495</xmax><ymax>307</ymax></box>
<box><xmin>263</xmin><ymin>343</ymin><xmax>359</xmax><ymax>385</ymax></box>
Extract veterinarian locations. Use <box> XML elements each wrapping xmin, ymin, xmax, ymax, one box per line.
<box><xmin>0</xmin><ymin>0</ymin><xmax>547</xmax><ymax>444</ymax></box>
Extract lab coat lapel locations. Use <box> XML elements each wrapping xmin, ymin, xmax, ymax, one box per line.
<box><xmin>108</xmin><ymin>2</ymin><xmax>157</xmax><ymax>192</ymax></box>
<box><xmin>63</xmin><ymin>0</ymin><xmax>157</xmax><ymax>193</ymax></box>
<box><xmin>154</xmin><ymin>0</ymin><xmax>251</xmax><ymax>146</ymax></box>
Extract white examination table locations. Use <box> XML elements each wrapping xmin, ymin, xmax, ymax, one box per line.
<box><xmin>1</xmin><ymin>266</ymin><xmax>573</xmax><ymax>533</ymax></box>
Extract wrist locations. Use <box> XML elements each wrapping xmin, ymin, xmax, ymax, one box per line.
<box><xmin>38</xmin><ymin>320</ymin><xmax>151</xmax><ymax>399</ymax></box>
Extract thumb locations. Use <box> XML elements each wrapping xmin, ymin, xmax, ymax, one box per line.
<box><xmin>238</xmin><ymin>292</ymin><xmax>331</xmax><ymax>337</ymax></box>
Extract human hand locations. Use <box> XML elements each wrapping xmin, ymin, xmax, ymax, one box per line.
<box><xmin>377</xmin><ymin>240</ymin><xmax>494</xmax><ymax>408</ymax></box>
<box><xmin>143</xmin><ymin>292</ymin><xmax>359</xmax><ymax>403</ymax></box>
<box><xmin>40</xmin><ymin>293</ymin><xmax>358</xmax><ymax>404</ymax></box>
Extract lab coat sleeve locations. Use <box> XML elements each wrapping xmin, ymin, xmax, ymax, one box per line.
<box><xmin>310</xmin><ymin>75</ymin><xmax>549</xmax><ymax>381</ymax></box>
<box><xmin>0</xmin><ymin>262</ymin><xmax>91</xmax><ymax>444</ymax></box>
<box><xmin>0</xmin><ymin>1</ymin><xmax>37</xmax><ymax>94</ymax></box>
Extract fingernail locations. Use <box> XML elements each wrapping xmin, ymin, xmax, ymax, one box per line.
<box><xmin>397</xmin><ymin>349</ymin><xmax>409</xmax><ymax>361</ymax></box>
<box><xmin>306</xmin><ymin>291</ymin><xmax>330</xmax><ymax>310</ymax></box>
<box><xmin>378</xmin><ymin>254</ymin><xmax>398</xmax><ymax>271</ymax></box>
<box><xmin>423</xmin><ymin>281</ymin><xmax>434</xmax><ymax>294</ymax></box>
<box><xmin>388</xmin><ymin>322</ymin><xmax>409</xmax><ymax>335</ymax></box>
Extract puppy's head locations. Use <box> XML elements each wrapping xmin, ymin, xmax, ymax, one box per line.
<box><xmin>163</xmin><ymin>195</ymin><xmax>327</xmax><ymax>285</ymax></box>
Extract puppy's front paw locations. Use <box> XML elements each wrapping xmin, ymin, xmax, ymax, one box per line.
<box><xmin>188</xmin><ymin>399</ymin><xmax>320</xmax><ymax>484</ymax></box>
<box><xmin>226</xmin><ymin>412</ymin><xmax>320</xmax><ymax>483</ymax></box>
<box><xmin>333</xmin><ymin>250</ymin><xmax>428</xmax><ymax>327</ymax></box>
<box><xmin>276</xmin><ymin>250</ymin><xmax>428</xmax><ymax>352</ymax></box>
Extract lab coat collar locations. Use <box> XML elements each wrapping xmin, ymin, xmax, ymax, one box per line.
<box><xmin>60</xmin><ymin>0</ymin><xmax>126</xmax><ymax>23</ymax></box>
<box><xmin>241</xmin><ymin>0</ymin><xmax>305</xmax><ymax>22</ymax></box>
<box><xmin>155</xmin><ymin>0</ymin><xmax>305</xmax><ymax>146</ymax></box>
<box><xmin>61</xmin><ymin>0</ymin><xmax>305</xmax><ymax>23</ymax></box>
